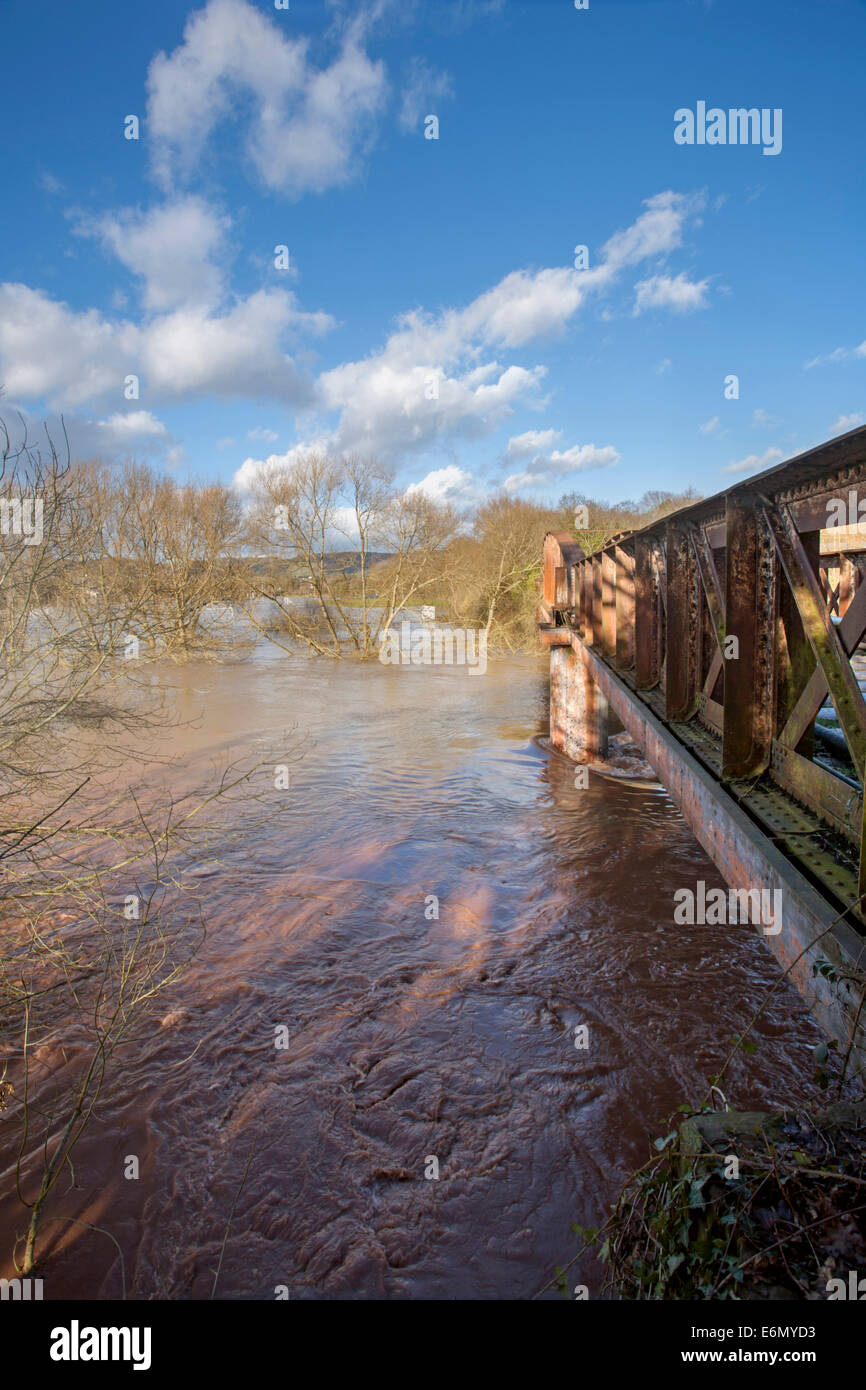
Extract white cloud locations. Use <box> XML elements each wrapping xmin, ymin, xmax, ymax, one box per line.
<box><xmin>505</xmin><ymin>428</ymin><xmax>562</xmax><ymax>460</ymax></box>
<box><xmin>38</xmin><ymin>171</ymin><xmax>64</xmax><ymax>195</ymax></box>
<box><xmin>0</xmin><ymin>280</ymin><xmax>332</xmax><ymax>412</ymax></box>
<box><xmin>601</xmin><ymin>190</ymin><xmax>705</xmax><ymax>274</ymax></box>
<box><xmin>318</xmin><ymin>354</ymin><xmax>547</xmax><ymax>462</ymax></box>
<box><xmin>248</xmin><ymin>426</ymin><xmax>279</xmax><ymax>442</ymax></box>
<box><xmin>503</xmin><ymin>443</ymin><xmax>619</xmax><ymax>495</ymax></box>
<box><xmin>2</xmin><ymin>405</ymin><xmax>179</xmax><ymax>465</ymax></box>
<box><xmin>398</xmin><ymin>57</ymin><xmax>453</xmax><ymax>132</ymax></box>
<box><xmin>232</xmin><ymin>437</ymin><xmax>336</xmax><ymax>496</ymax></box>
<box><xmin>146</xmin><ymin>0</ymin><xmax>388</xmax><ymax>198</ymax></box>
<box><xmin>699</xmin><ymin>416</ymin><xmax>720</xmax><ymax>435</ymax></box>
<box><xmin>80</xmin><ymin>197</ymin><xmax>231</xmax><ymax>312</ymax></box>
<box><xmin>2</xmin><ymin>177</ymin><xmax>339</xmax><ymax>415</ymax></box>
<box><xmin>633</xmin><ymin>272</ymin><xmax>710</xmax><ymax>315</ymax></box>
<box><xmin>0</xmin><ymin>283</ymin><xmax>141</xmax><ymax>409</ymax></box>
<box><xmin>142</xmin><ymin>290</ymin><xmax>329</xmax><ymax>401</ymax></box>
<box><xmin>96</xmin><ymin>409</ymin><xmax>169</xmax><ymax>440</ymax></box>
<box><xmin>752</xmin><ymin>408</ymin><xmax>780</xmax><ymax>427</ymax></box>
<box><xmin>831</xmin><ymin>413</ymin><xmax>865</xmax><ymax>434</ymax></box>
<box><xmin>59</xmin><ymin>187</ymin><xmax>702</xmax><ymax>485</ymax></box>
<box><xmin>656</xmin><ymin>357</ymin><xmax>672</xmax><ymax>374</ymax></box>
<box><xmin>405</xmin><ymin>465</ymin><xmax>481</xmax><ymax>506</ymax></box>
<box><xmin>723</xmin><ymin>447</ymin><xmax>783</xmax><ymax>476</ymax></box>
<box><xmin>217</xmin><ymin>436</ymin><xmax>237</xmax><ymax>450</ymax></box>
<box><xmin>443</xmin><ymin>267</ymin><xmax>590</xmax><ymax>350</ymax></box>
<box><xmin>805</xmin><ymin>346</ymin><xmax>849</xmax><ymax>369</ymax></box>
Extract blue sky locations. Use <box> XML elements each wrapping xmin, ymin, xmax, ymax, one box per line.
<box><xmin>1</xmin><ymin>0</ymin><xmax>864</xmax><ymax>511</ymax></box>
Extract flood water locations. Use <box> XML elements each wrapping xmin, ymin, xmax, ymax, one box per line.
<box><xmin>0</xmin><ymin>645</ymin><xmax>825</xmax><ymax>1299</ymax></box>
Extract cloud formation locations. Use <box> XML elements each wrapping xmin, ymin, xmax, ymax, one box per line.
<box><xmin>831</xmin><ymin>413</ymin><xmax>864</xmax><ymax>434</ymax></box>
<box><xmin>502</xmin><ymin>441</ymin><xmax>620</xmax><ymax>495</ymax></box>
<box><xmin>405</xmin><ymin>464</ymin><xmax>483</xmax><ymax>506</ymax></box>
<box><xmin>80</xmin><ymin>197</ymin><xmax>231</xmax><ymax>312</ymax></box>
<box><xmin>633</xmin><ymin>272</ymin><xmax>710</xmax><ymax>315</ymax></box>
<box><xmin>1</xmin><ymin>179</ymin><xmax>708</xmax><ymax>496</ymax></box>
<box><xmin>146</xmin><ymin>0</ymin><xmax>388</xmax><ymax>198</ymax></box>
<box><xmin>0</xmin><ymin>280</ymin><xmax>329</xmax><ymax>412</ymax></box>
<box><xmin>805</xmin><ymin>342</ymin><xmax>866</xmax><ymax>370</ymax></box>
<box><xmin>723</xmin><ymin>446</ymin><xmax>783</xmax><ymax>475</ymax></box>
<box><xmin>398</xmin><ymin>56</ymin><xmax>453</xmax><ymax>132</ymax></box>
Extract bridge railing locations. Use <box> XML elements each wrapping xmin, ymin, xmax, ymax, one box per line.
<box><xmin>540</xmin><ymin>424</ymin><xmax>866</xmax><ymax>917</ymax></box>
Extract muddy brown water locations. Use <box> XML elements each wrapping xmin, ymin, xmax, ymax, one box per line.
<box><xmin>0</xmin><ymin>646</ymin><xmax>825</xmax><ymax>1299</ymax></box>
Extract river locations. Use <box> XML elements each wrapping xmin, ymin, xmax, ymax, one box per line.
<box><xmin>0</xmin><ymin>643</ymin><xmax>825</xmax><ymax>1299</ymax></box>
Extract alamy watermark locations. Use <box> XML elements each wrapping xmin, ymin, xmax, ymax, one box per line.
<box><xmin>0</xmin><ymin>496</ymin><xmax>43</xmax><ymax>546</ymax></box>
<box><xmin>826</xmin><ymin>491</ymin><xmax>866</xmax><ymax>533</ymax></box>
<box><xmin>379</xmin><ymin>621</ymin><xmax>487</xmax><ymax>675</ymax></box>
<box><xmin>1</xmin><ymin>1277</ymin><xmax>43</xmax><ymax>1299</ymax></box>
<box><xmin>673</xmin><ymin>880</ymin><xmax>782</xmax><ymax>935</ymax></box>
<box><xmin>49</xmin><ymin>1321</ymin><xmax>151</xmax><ymax>1371</ymax></box>
<box><xmin>674</xmin><ymin>103</ymin><xmax>782</xmax><ymax>156</ymax></box>
<box><xmin>826</xmin><ymin>1269</ymin><xmax>866</xmax><ymax>1299</ymax></box>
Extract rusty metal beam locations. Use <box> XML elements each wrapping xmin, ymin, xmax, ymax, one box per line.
<box><xmin>665</xmin><ymin>522</ymin><xmax>700</xmax><ymax>721</ymax></box>
<box><xmin>592</xmin><ymin>556</ymin><xmax>603</xmax><ymax>648</ymax></box>
<box><xmin>762</xmin><ymin>498</ymin><xmax>866</xmax><ymax>776</ymax></box>
<box><xmin>779</xmin><ymin>572</ymin><xmax>866</xmax><ymax>753</ymax></box>
<box><xmin>770</xmin><ymin>741</ymin><xmax>863</xmax><ymax>844</ymax></box>
<box><xmin>703</xmin><ymin>649</ymin><xmax>723</xmax><ymax>700</ymax></box>
<box><xmin>634</xmin><ymin>535</ymin><xmax>661</xmax><ymax>689</ymax></box>
<box><xmin>722</xmin><ymin>495</ymin><xmax>776</xmax><ymax>779</ymax></box>
<box><xmin>542</xmin><ymin>531</ymin><xmax>583</xmax><ymax>614</ymax></box>
<box><xmin>615</xmin><ymin>544</ymin><xmax>635</xmax><ymax>670</ymax></box>
<box><xmin>762</xmin><ymin>498</ymin><xmax>866</xmax><ymax>900</ymax></box>
<box><xmin>689</xmin><ymin>524</ymin><xmax>726</xmax><ymax>658</ymax></box>
<box><xmin>602</xmin><ymin>550</ymin><xmax>617</xmax><ymax>662</ymax></box>
<box><xmin>776</xmin><ymin>531</ymin><xmax>818</xmax><ymax>759</ymax></box>
<box><xmin>578</xmin><ymin>561</ymin><xmax>590</xmax><ymax>642</ymax></box>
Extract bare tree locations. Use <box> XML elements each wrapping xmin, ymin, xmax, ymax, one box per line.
<box><xmin>460</xmin><ymin>497</ymin><xmax>549</xmax><ymax>649</ymax></box>
<box><xmin>243</xmin><ymin>452</ymin><xmax>461</xmax><ymax>659</ymax></box>
<box><xmin>59</xmin><ymin>462</ymin><xmax>246</xmax><ymax>661</ymax></box>
<box><xmin>0</xmin><ymin>418</ymin><xmax>297</xmax><ymax>1278</ymax></box>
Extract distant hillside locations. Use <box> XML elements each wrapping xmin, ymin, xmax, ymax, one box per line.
<box><xmin>245</xmin><ymin>551</ymin><xmax>395</xmax><ymax>589</ymax></box>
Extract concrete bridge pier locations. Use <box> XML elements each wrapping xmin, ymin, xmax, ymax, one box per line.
<box><xmin>550</xmin><ymin>642</ymin><xmax>608</xmax><ymax>762</ymax></box>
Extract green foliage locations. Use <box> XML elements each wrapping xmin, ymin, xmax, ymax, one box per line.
<box><xmin>565</xmin><ymin>1098</ymin><xmax>866</xmax><ymax>1300</ymax></box>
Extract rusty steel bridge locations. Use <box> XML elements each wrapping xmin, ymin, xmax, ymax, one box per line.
<box><xmin>539</xmin><ymin>425</ymin><xmax>866</xmax><ymax>1080</ymax></box>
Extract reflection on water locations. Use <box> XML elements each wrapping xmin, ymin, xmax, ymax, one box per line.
<box><xmin>0</xmin><ymin>647</ymin><xmax>824</xmax><ymax>1299</ymax></box>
